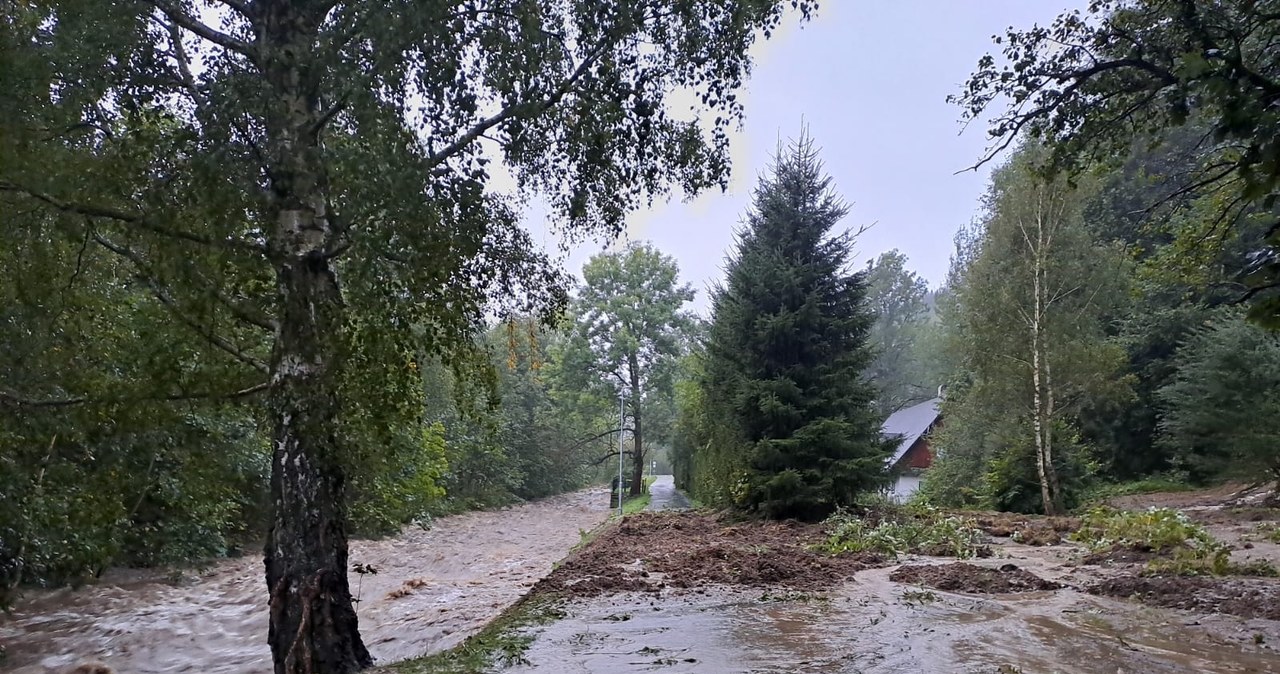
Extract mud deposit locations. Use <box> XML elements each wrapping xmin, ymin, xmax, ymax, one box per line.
<box><xmin>0</xmin><ymin>488</ymin><xmax>610</xmax><ymax>673</ymax></box>
<box><xmin>505</xmin><ymin>569</ymin><xmax>1280</xmax><ymax>673</ymax></box>
<box><xmin>890</xmin><ymin>562</ymin><xmax>1061</xmax><ymax>594</ymax></box>
<box><xmin>535</xmin><ymin>512</ymin><xmax>886</xmax><ymax>598</ymax></box>
<box><xmin>1089</xmin><ymin>574</ymin><xmax>1280</xmax><ymax>621</ymax></box>
<box><xmin>492</xmin><ymin>491</ymin><xmax>1280</xmax><ymax>673</ymax></box>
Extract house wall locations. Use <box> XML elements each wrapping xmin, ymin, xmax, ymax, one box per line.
<box><xmin>890</xmin><ymin>474</ymin><xmax>921</xmax><ymax>502</ymax></box>
<box><xmin>901</xmin><ymin>438</ymin><xmax>933</xmax><ymax>469</ymax></box>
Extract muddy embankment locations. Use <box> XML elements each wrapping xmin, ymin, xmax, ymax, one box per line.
<box><xmin>0</xmin><ymin>488</ymin><xmax>611</xmax><ymax>673</ymax></box>
<box><xmin>483</xmin><ymin>491</ymin><xmax>1280</xmax><ymax>674</ymax></box>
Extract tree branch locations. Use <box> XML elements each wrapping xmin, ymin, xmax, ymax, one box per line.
<box><xmin>0</xmin><ymin>181</ymin><xmax>265</xmax><ymax>253</ymax></box>
<box><xmin>0</xmin><ymin>381</ymin><xmax>270</xmax><ymax>410</ymax></box>
<box><xmin>425</xmin><ymin>41</ymin><xmax>612</xmax><ymax>169</ymax></box>
<box><xmin>571</xmin><ymin>426</ymin><xmax>635</xmax><ymax>453</ymax></box>
<box><xmin>146</xmin><ymin>0</ymin><xmax>254</xmax><ymax>58</ymax></box>
<box><xmin>92</xmin><ymin>233</ymin><xmax>270</xmax><ymax>373</ymax></box>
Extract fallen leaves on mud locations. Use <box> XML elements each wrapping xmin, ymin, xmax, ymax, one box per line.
<box><xmin>534</xmin><ymin>512</ymin><xmax>887</xmax><ymax>598</ymax></box>
<box><xmin>889</xmin><ymin>563</ymin><xmax>1061</xmax><ymax>594</ymax></box>
<box><xmin>1088</xmin><ymin>574</ymin><xmax>1280</xmax><ymax>621</ymax></box>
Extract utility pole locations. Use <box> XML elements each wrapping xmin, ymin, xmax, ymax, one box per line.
<box><xmin>618</xmin><ymin>389</ymin><xmax>626</xmax><ymax>518</ymax></box>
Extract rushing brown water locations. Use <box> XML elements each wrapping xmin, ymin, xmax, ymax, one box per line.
<box><xmin>0</xmin><ymin>488</ymin><xmax>610</xmax><ymax>673</ymax></box>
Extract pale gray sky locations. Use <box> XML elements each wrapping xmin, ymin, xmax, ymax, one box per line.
<box><xmin>534</xmin><ymin>1</ymin><xmax>1080</xmax><ymax>314</ymax></box>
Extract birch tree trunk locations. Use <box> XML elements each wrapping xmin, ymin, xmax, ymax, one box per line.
<box><xmin>258</xmin><ymin>2</ymin><xmax>372</xmax><ymax>671</ymax></box>
<box><xmin>1024</xmin><ymin>190</ymin><xmax>1064</xmax><ymax>516</ymax></box>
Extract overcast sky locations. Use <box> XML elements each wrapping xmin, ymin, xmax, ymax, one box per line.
<box><xmin>529</xmin><ymin>1</ymin><xmax>1080</xmax><ymax>314</ymax></box>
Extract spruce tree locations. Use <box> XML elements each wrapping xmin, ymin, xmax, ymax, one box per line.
<box><xmin>704</xmin><ymin>135</ymin><xmax>891</xmax><ymax>521</ymax></box>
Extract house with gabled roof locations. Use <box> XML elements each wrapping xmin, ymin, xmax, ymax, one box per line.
<box><xmin>881</xmin><ymin>397</ymin><xmax>942</xmax><ymax>502</ymax></box>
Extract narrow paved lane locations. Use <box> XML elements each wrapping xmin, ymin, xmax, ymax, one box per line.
<box><xmin>646</xmin><ymin>474</ymin><xmax>692</xmax><ymax>511</ymax></box>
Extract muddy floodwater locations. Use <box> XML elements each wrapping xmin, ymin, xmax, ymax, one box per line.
<box><xmin>498</xmin><ymin>502</ymin><xmax>1280</xmax><ymax>674</ymax></box>
<box><xmin>508</xmin><ymin>564</ymin><xmax>1280</xmax><ymax>673</ymax></box>
<box><xmin>0</xmin><ymin>487</ymin><xmax>610</xmax><ymax>673</ymax></box>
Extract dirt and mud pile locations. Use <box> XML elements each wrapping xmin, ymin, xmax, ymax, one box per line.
<box><xmin>889</xmin><ymin>562</ymin><xmax>1061</xmax><ymax>594</ymax></box>
<box><xmin>1088</xmin><ymin>574</ymin><xmax>1280</xmax><ymax>620</ymax></box>
<box><xmin>535</xmin><ymin>512</ymin><xmax>886</xmax><ymax>598</ymax></box>
<box><xmin>967</xmin><ymin>511</ymin><xmax>1079</xmax><ymax>546</ymax></box>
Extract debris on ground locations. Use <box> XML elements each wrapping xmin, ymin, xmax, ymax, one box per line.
<box><xmin>962</xmin><ymin>512</ymin><xmax>1079</xmax><ymax>548</ymax></box>
<box><xmin>1186</xmin><ymin>507</ymin><xmax>1280</xmax><ymax>526</ymax></box>
<box><xmin>1078</xmin><ymin>546</ymin><xmax>1159</xmax><ymax>566</ymax></box>
<box><xmin>889</xmin><ymin>562</ymin><xmax>1061</xmax><ymax>594</ymax></box>
<box><xmin>534</xmin><ymin>512</ymin><xmax>887</xmax><ymax>598</ymax></box>
<box><xmin>1088</xmin><ymin>574</ymin><xmax>1280</xmax><ymax>621</ymax></box>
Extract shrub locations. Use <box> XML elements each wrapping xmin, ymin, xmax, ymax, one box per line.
<box><xmin>820</xmin><ymin>508</ymin><xmax>985</xmax><ymax>559</ymax></box>
<box><xmin>1071</xmin><ymin>507</ymin><xmax>1214</xmax><ymax>553</ymax></box>
<box><xmin>1068</xmin><ymin>507</ymin><xmax>1276</xmax><ymax>576</ymax></box>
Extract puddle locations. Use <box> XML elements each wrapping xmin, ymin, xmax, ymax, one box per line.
<box><xmin>0</xmin><ymin>488</ymin><xmax>610</xmax><ymax>673</ymax></box>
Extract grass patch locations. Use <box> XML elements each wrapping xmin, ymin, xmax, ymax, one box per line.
<box><xmin>618</xmin><ymin>477</ymin><xmax>656</xmax><ymax>516</ymax></box>
<box><xmin>819</xmin><ymin>505</ymin><xmax>987</xmax><ymax>559</ymax></box>
<box><xmin>1251</xmin><ymin>522</ymin><xmax>1280</xmax><ymax>543</ymax></box>
<box><xmin>379</xmin><ymin>594</ymin><xmax>566</xmax><ymax>673</ymax></box>
<box><xmin>620</xmin><ymin>491</ymin><xmax>651</xmax><ymax>515</ymax></box>
<box><xmin>1080</xmin><ymin>475</ymin><xmax>1194</xmax><ymax>505</ymax></box>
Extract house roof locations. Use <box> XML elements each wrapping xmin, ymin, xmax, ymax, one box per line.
<box><xmin>882</xmin><ymin>397</ymin><xmax>943</xmax><ymax>468</ymax></box>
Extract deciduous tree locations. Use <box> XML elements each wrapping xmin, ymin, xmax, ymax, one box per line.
<box><xmin>560</xmin><ymin>243</ymin><xmax>695</xmax><ymax>496</ymax></box>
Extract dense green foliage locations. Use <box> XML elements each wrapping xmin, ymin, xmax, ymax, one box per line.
<box><xmin>953</xmin><ymin>0</ymin><xmax>1280</xmax><ymax>324</ymax></box>
<box><xmin>923</xmin><ymin>1</ymin><xmax>1280</xmax><ymax>513</ymax></box>
<box><xmin>0</xmin><ymin>307</ymin><xmax>614</xmax><ymax>604</ymax></box>
<box><xmin>678</xmin><ymin>137</ymin><xmax>891</xmax><ymax>521</ymax></box>
<box><xmin>1157</xmin><ymin>311</ymin><xmax>1280</xmax><ymax>485</ymax></box>
<box><xmin>820</xmin><ymin>507</ymin><xmax>984</xmax><ymax>559</ymax></box>
<box><xmin>921</xmin><ymin>150</ymin><xmax>1131</xmax><ymax>514</ymax></box>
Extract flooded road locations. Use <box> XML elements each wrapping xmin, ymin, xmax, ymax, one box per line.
<box><xmin>646</xmin><ymin>475</ymin><xmax>691</xmax><ymax>512</ymax></box>
<box><xmin>507</xmin><ymin>562</ymin><xmax>1280</xmax><ymax>673</ymax></box>
<box><xmin>0</xmin><ymin>487</ymin><xmax>610</xmax><ymax>673</ymax></box>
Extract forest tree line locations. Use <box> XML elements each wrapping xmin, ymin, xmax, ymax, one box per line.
<box><xmin>0</xmin><ymin>235</ymin><xmax>706</xmax><ymax>605</ymax></box>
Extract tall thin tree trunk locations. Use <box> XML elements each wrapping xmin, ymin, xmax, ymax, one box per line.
<box><xmin>259</xmin><ymin>2</ymin><xmax>371</xmax><ymax>672</ymax></box>
<box><xmin>628</xmin><ymin>352</ymin><xmax>645</xmax><ymax>497</ymax></box>
<box><xmin>1043</xmin><ymin>325</ymin><xmax>1063</xmax><ymax>514</ymax></box>
<box><xmin>1027</xmin><ymin>195</ymin><xmax>1063</xmax><ymax>516</ymax></box>
<box><xmin>1030</xmin><ymin>291</ymin><xmax>1054</xmax><ymax>516</ymax></box>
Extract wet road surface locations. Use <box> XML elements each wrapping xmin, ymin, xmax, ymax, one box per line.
<box><xmin>646</xmin><ymin>475</ymin><xmax>692</xmax><ymax>511</ymax></box>
<box><xmin>504</xmin><ymin>561</ymin><xmax>1280</xmax><ymax>673</ymax></box>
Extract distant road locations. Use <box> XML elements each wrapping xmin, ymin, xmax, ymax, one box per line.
<box><xmin>647</xmin><ymin>474</ymin><xmax>692</xmax><ymax>511</ymax></box>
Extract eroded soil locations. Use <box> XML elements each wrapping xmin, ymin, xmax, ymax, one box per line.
<box><xmin>890</xmin><ymin>562</ymin><xmax>1061</xmax><ymax>593</ymax></box>
<box><xmin>0</xmin><ymin>488</ymin><xmax>611</xmax><ymax>673</ymax></box>
<box><xmin>1087</xmin><ymin>574</ymin><xmax>1280</xmax><ymax>621</ymax></box>
<box><xmin>534</xmin><ymin>512</ymin><xmax>887</xmax><ymax>598</ymax></box>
